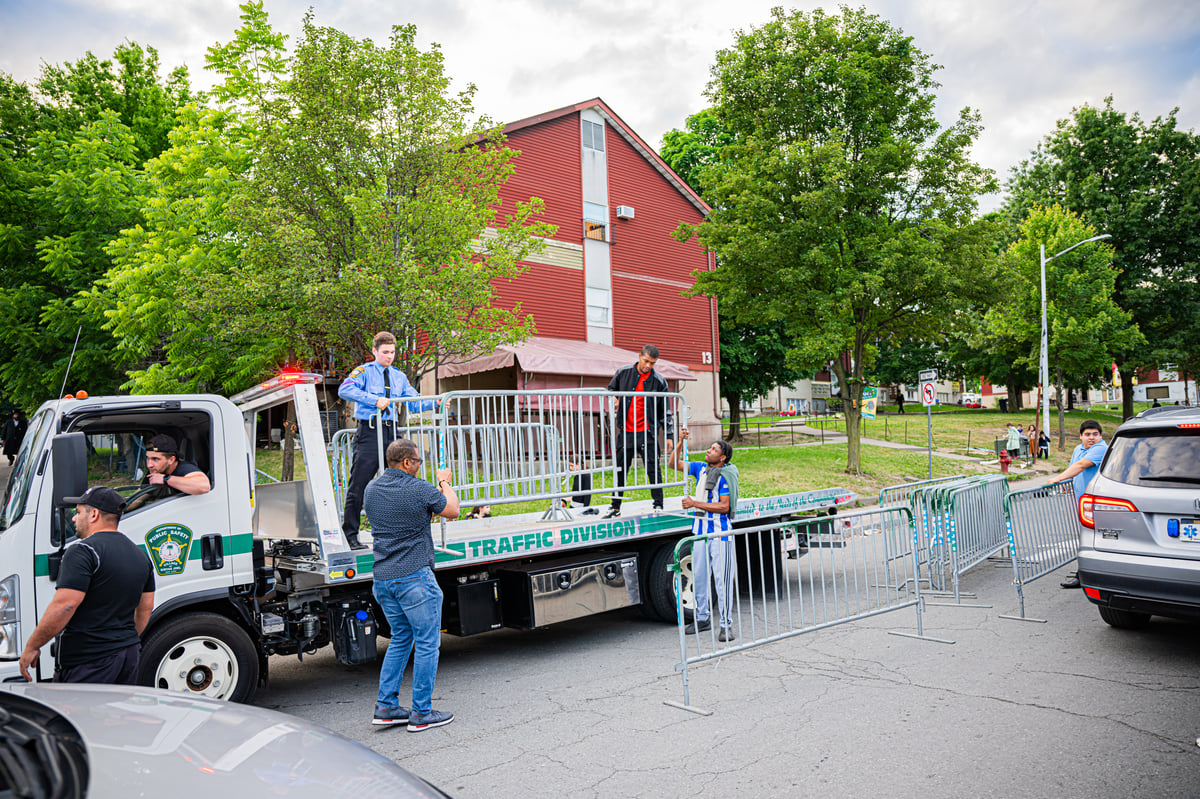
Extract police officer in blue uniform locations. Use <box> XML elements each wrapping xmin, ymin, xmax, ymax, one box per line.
<box><xmin>339</xmin><ymin>331</ymin><xmax>436</xmax><ymax>549</ymax></box>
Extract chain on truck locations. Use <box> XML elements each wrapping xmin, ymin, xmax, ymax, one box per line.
<box><xmin>0</xmin><ymin>373</ymin><xmax>855</xmax><ymax>702</ymax></box>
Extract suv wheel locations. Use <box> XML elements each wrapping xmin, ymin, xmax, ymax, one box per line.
<box><xmin>1098</xmin><ymin>605</ymin><xmax>1151</xmax><ymax>630</ymax></box>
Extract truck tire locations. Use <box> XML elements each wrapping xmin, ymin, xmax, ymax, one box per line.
<box><xmin>642</xmin><ymin>540</ymin><xmax>690</xmax><ymax>623</ymax></box>
<box><xmin>139</xmin><ymin>612</ymin><xmax>260</xmax><ymax>703</ymax></box>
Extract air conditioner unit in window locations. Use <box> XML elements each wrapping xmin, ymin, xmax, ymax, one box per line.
<box><xmin>615</xmin><ymin>205</ymin><xmax>635</xmax><ymax>220</ymax></box>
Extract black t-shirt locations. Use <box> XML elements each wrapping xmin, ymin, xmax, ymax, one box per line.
<box><xmin>137</xmin><ymin>460</ymin><xmax>202</xmax><ymax>504</ymax></box>
<box><xmin>56</xmin><ymin>531</ymin><xmax>155</xmax><ymax>667</ymax></box>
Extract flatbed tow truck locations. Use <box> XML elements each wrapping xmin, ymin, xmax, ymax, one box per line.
<box><xmin>0</xmin><ymin>373</ymin><xmax>854</xmax><ymax>702</ymax></box>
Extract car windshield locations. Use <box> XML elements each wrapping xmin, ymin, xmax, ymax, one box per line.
<box><xmin>1100</xmin><ymin>428</ymin><xmax>1200</xmax><ymax>489</ymax></box>
<box><xmin>1</xmin><ymin>409</ymin><xmax>55</xmax><ymax>531</ymax></box>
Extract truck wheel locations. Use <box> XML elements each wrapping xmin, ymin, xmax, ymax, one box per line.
<box><xmin>1098</xmin><ymin>605</ymin><xmax>1151</xmax><ymax>630</ymax></box>
<box><xmin>642</xmin><ymin>540</ymin><xmax>691</xmax><ymax>623</ymax></box>
<box><xmin>139</xmin><ymin>613</ymin><xmax>260</xmax><ymax>703</ymax></box>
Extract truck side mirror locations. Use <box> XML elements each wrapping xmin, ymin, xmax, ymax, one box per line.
<box><xmin>51</xmin><ymin>432</ymin><xmax>88</xmax><ymax>507</ymax></box>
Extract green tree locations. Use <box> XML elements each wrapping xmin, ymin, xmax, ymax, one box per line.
<box><xmin>1005</xmin><ymin>99</ymin><xmax>1200</xmax><ymax>419</ymax></box>
<box><xmin>661</xmin><ymin>109</ymin><xmax>799</xmax><ymax>440</ymax></box>
<box><xmin>677</xmin><ymin>7</ymin><xmax>999</xmax><ymax>473</ymax></box>
<box><xmin>985</xmin><ymin>206</ymin><xmax>1141</xmax><ymax>445</ymax></box>
<box><xmin>0</xmin><ymin>46</ymin><xmax>191</xmax><ymax>409</ymax></box>
<box><xmin>103</xmin><ymin>3</ymin><xmax>555</xmax><ymax>392</ymax></box>
<box><xmin>870</xmin><ymin>339</ymin><xmax>950</xmax><ymax>414</ymax></box>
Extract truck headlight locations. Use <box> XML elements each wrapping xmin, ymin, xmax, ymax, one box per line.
<box><xmin>0</xmin><ymin>575</ymin><xmax>19</xmax><ymax>660</ymax></box>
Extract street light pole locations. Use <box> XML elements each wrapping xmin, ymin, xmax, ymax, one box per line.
<box><xmin>1040</xmin><ymin>234</ymin><xmax>1112</xmax><ymax>440</ymax></box>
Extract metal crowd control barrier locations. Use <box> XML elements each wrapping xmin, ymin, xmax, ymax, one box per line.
<box><xmin>1000</xmin><ymin>480</ymin><xmax>1081</xmax><ymax>622</ymax></box>
<box><xmin>331</xmin><ymin>389</ymin><xmax>688</xmax><ymax>517</ymax></box>
<box><xmin>877</xmin><ymin>475</ymin><xmax>966</xmax><ymax>508</ymax></box>
<box><xmin>909</xmin><ymin>475</ymin><xmax>1009</xmax><ymax>601</ymax></box>
<box><xmin>665</xmin><ymin>508</ymin><xmax>954</xmax><ymax>716</ymax></box>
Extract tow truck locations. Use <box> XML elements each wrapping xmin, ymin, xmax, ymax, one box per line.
<box><xmin>0</xmin><ymin>373</ymin><xmax>854</xmax><ymax>702</ymax></box>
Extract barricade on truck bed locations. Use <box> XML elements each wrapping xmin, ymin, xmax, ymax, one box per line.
<box><xmin>1000</xmin><ymin>480</ymin><xmax>1081</xmax><ymax>622</ymax></box>
<box><xmin>331</xmin><ymin>388</ymin><xmax>688</xmax><ymax>517</ymax></box>
<box><xmin>666</xmin><ymin>507</ymin><xmax>954</xmax><ymax>715</ymax></box>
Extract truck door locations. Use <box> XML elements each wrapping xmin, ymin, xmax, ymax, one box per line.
<box><xmin>52</xmin><ymin>400</ymin><xmax>243</xmax><ymax>622</ymax></box>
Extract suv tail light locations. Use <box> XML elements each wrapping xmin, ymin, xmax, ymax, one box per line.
<box><xmin>1078</xmin><ymin>494</ymin><xmax>1138</xmax><ymax>529</ymax></box>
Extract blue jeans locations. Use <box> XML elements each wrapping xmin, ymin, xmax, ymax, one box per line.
<box><xmin>373</xmin><ymin>567</ymin><xmax>444</xmax><ymax>715</ymax></box>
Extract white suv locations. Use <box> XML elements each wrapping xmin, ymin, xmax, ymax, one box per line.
<box><xmin>1077</xmin><ymin>406</ymin><xmax>1200</xmax><ymax>628</ymax></box>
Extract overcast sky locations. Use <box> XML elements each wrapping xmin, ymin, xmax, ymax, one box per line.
<box><xmin>3</xmin><ymin>0</ymin><xmax>1198</xmax><ymax>212</ymax></box>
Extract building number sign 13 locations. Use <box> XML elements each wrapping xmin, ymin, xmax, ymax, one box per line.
<box><xmin>701</xmin><ymin>352</ymin><xmax>712</xmax><ymax>364</ymax></box>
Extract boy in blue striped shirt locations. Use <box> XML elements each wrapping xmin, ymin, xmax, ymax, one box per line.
<box><xmin>670</xmin><ymin>429</ymin><xmax>739</xmax><ymax>641</ymax></box>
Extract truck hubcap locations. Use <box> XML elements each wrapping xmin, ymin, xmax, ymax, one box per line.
<box><xmin>155</xmin><ymin>636</ymin><xmax>239</xmax><ymax>699</ymax></box>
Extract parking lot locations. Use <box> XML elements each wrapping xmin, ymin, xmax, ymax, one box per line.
<box><xmin>257</xmin><ymin>555</ymin><xmax>1200</xmax><ymax>798</ymax></box>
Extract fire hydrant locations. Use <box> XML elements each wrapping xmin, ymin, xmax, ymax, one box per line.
<box><xmin>999</xmin><ymin>448</ymin><xmax>1012</xmax><ymax>475</ymax></box>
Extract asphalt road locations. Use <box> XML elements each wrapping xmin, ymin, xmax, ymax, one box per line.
<box><xmin>256</xmin><ymin>557</ymin><xmax>1200</xmax><ymax>798</ymax></box>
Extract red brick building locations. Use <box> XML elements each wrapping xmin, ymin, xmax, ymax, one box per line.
<box><xmin>436</xmin><ymin>99</ymin><xmax>721</xmax><ymax>422</ymax></box>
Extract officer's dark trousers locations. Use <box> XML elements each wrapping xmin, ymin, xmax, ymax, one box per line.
<box><xmin>342</xmin><ymin>421</ymin><xmax>396</xmax><ymax>540</ymax></box>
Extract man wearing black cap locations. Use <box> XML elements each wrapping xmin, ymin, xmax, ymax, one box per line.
<box><xmin>127</xmin><ymin>434</ymin><xmax>211</xmax><ymax>511</ymax></box>
<box><xmin>19</xmin><ymin>487</ymin><xmax>155</xmax><ymax>684</ymax></box>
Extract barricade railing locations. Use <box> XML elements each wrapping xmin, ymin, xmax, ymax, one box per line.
<box><xmin>938</xmin><ymin>476</ymin><xmax>1010</xmax><ymax>604</ymax></box>
<box><xmin>1000</xmin><ymin>480</ymin><xmax>1080</xmax><ymax>622</ymax></box>
<box><xmin>331</xmin><ymin>388</ymin><xmax>688</xmax><ymax>516</ymax></box>
<box><xmin>877</xmin><ymin>475</ymin><xmax>966</xmax><ymax>508</ymax></box>
<box><xmin>665</xmin><ymin>507</ymin><xmax>954</xmax><ymax>716</ymax></box>
<box><xmin>909</xmin><ymin>475</ymin><xmax>1008</xmax><ymax>598</ymax></box>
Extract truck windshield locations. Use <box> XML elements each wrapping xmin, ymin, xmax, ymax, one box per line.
<box><xmin>0</xmin><ymin>408</ymin><xmax>55</xmax><ymax>531</ymax></box>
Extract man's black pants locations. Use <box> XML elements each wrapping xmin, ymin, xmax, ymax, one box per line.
<box><xmin>55</xmin><ymin>642</ymin><xmax>140</xmax><ymax>685</ymax></box>
<box><xmin>612</xmin><ymin>431</ymin><xmax>664</xmax><ymax>509</ymax></box>
<box><xmin>343</xmin><ymin>421</ymin><xmax>396</xmax><ymax>540</ymax></box>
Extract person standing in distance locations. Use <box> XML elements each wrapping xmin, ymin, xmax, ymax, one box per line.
<box><xmin>19</xmin><ymin>487</ymin><xmax>155</xmax><ymax>684</ymax></box>
<box><xmin>668</xmin><ymin>429</ymin><xmax>739</xmax><ymax>642</ymax></box>
<box><xmin>339</xmin><ymin>331</ymin><xmax>436</xmax><ymax>550</ymax></box>
<box><xmin>365</xmin><ymin>439</ymin><xmax>459</xmax><ymax>732</ymax></box>
<box><xmin>604</xmin><ymin>344</ymin><xmax>674</xmax><ymax>518</ymax></box>
<box><xmin>2</xmin><ymin>410</ymin><xmax>27</xmax><ymax>466</ymax></box>
<box><xmin>1050</xmin><ymin>419</ymin><xmax>1108</xmax><ymax>589</ymax></box>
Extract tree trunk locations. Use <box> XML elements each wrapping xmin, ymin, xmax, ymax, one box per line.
<box><xmin>832</xmin><ymin>360</ymin><xmax>862</xmax><ymax>474</ymax></box>
<box><xmin>727</xmin><ymin>393</ymin><xmax>743</xmax><ymax>441</ymax></box>
<box><xmin>1055</xmin><ymin>366</ymin><xmax>1066</xmax><ymax>450</ymax></box>
<box><xmin>1119</xmin><ymin>365</ymin><xmax>1136</xmax><ymax>419</ymax></box>
<box><xmin>282</xmin><ymin>401</ymin><xmax>298</xmax><ymax>482</ymax></box>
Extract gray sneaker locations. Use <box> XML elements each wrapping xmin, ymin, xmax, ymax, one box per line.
<box><xmin>372</xmin><ymin>704</ymin><xmax>409</xmax><ymax>726</ymax></box>
<box><xmin>718</xmin><ymin>627</ymin><xmax>736</xmax><ymax>642</ymax></box>
<box><xmin>408</xmin><ymin>709</ymin><xmax>454</xmax><ymax>732</ymax></box>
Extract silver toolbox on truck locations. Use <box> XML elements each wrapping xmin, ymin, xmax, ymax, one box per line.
<box><xmin>498</xmin><ymin>553</ymin><xmax>640</xmax><ymax>628</ymax></box>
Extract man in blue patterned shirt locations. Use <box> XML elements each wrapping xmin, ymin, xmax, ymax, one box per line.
<box><xmin>669</xmin><ymin>429</ymin><xmax>739</xmax><ymax>642</ymax></box>
<box><xmin>364</xmin><ymin>438</ymin><xmax>459</xmax><ymax>732</ymax></box>
<box><xmin>339</xmin><ymin>331</ymin><xmax>436</xmax><ymax>549</ymax></box>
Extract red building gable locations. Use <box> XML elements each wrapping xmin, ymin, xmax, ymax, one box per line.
<box><xmin>488</xmin><ymin>99</ymin><xmax>718</xmax><ymax>377</ymax></box>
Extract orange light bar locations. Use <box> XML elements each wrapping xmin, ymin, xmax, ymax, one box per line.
<box><xmin>1177</xmin><ymin>423</ymin><xmax>1200</xmax><ymax>428</ymax></box>
<box><xmin>1078</xmin><ymin>494</ymin><xmax>1138</xmax><ymax>529</ymax></box>
<box><xmin>230</xmin><ymin>372</ymin><xmax>323</xmax><ymax>404</ymax></box>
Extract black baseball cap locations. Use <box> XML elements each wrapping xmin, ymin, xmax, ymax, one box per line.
<box><xmin>146</xmin><ymin>434</ymin><xmax>179</xmax><ymax>455</ymax></box>
<box><xmin>63</xmin><ymin>486</ymin><xmax>127</xmax><ymax>515</ymax></box>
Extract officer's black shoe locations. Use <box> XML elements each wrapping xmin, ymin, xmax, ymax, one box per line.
<box><xmin>346</xmin><ymin>535</ymin><xmax>367</xmax><ymax>550</ymax></box>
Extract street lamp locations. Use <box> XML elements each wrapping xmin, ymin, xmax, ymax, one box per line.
<box><xmin>1040</xmin><ymin>234</ymin><xmax>1111</xmax><ymax>440</ymax></box>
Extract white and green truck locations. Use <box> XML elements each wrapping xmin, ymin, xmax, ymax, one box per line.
<box><xmin>0</xmin><ymin>373</ymin><xmax>853</xmax><ymax>702</ymax></box>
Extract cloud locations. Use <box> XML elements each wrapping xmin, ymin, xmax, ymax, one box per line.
<box><xmin>3</xmin><ymin>0</ymin><xmax>1197</xmax><ymax>214</ymax></box>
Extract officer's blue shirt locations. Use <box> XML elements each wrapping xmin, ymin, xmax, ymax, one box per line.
<box><xmin>339</xmin><ymin>361</ymin><xmax>435</xmax><ymax>422</ymax></box>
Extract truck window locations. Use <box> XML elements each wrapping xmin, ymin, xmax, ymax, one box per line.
<box><xmin>64</xmin><ymin>412</ymin><xmax>215</xmax><ymax>514</ymax></box>
<box><xmin>0</xmin><ymin>409</ymin><xmax>54</xmax><ymax>531</ymax></box>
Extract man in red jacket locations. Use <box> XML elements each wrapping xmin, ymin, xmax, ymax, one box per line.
<box><xmin>605</xmin><ymin>345</ymin><xmax>675</xmax><ymax>518</ymax></box>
